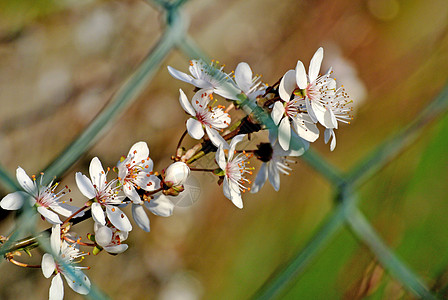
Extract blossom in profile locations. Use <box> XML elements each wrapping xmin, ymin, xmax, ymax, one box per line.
<box><xmin>0</xmin><ymin>167</ymin><xmax>81</xmax><ymax>224</ymax></box>
<box><xmin>215</xmin><ymin>134</ymin><xmax>252</xmax><ymax>209</ymax></box>
<box><xmin>168</xmin><ymin>59</ymin><xmax>240</xmax><ymax>100</ymax></box>
<box><xmin>94</xmin><ymin>223</ymin><xmax>128</xmax><ymax>254</ymax></box>
<box><xmin>251</xmin><ymin>142</ymin><xmax>305</xmax><ymax>193</ymax></box>
<box><xmin>116</xmin><ymin>141</ymin><xmax>161</xmax><ymax>203</ymax></box>
<box><xmin>179</xmin><ymin>89</ymin><xmax>230</xmax><ymax>147</ymax></box>
<box><xmin>75</xmin><ymin>157</ymin><xmax>132</xmax><ymax>232</ymax></box>
<box><xmin>293</xmin><ymin>47</ymin><xmax>338</xmax><ymax>129</ymax></box>
<box><xmin>41</xmin><ymin>224</ymin><xmax>90</xmax><ymax>300</ymax></box>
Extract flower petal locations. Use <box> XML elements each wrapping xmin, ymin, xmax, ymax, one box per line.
<box><xmin>228</xmin><ymin>134</ymin><xmax>245</xmax><ymax>161</ymax></box>
<box><xmin>94</xmin><ymin>225</ymin><xmax>113</xmax><ymax>247</ymax></box>
<box><xmin>234</xmin><ymin>62</ymin><xmax>253</xmax><ymax>93</ymax></box>
<box><xmin>226</xmin><ymin>180</ymin><xmax>243</xmax><ymax>209</ymax></box>
<box><xmin>278</xmin><ymin>117</ymin><xmax>291</xmax><ymax>151</ymax></box>
<box><xmin>131</xmin><ymin>204</ymin><xmax>150</xmax><ymax>232</ymax></box>
<box><xmin>251</xmin><ymin>163</ymin><xmax>268</xmax><ymax>194</ymax></box>
<box><xmin>104</xmin><ymin>244</ymin><xmax>128</xmax><ymax>254</ymax></box>
<box><xmin>91</xmin><ymin>203</ymin><xmax>106</xmax><ymax>226</ymax></box>
<box><xmin>205</xmin><ymin>126</ymin><xmax>226</xmax><ymax>148</ymax></box>
<box><xmin>309</xmin><ymin>47</ymin><xmax>323</xmax><ymax>82</ymax></box>
<box><xmin>16</xmin><ymin>167</ymin><xmax>35</xmax><ymax>195</ymax></box>
<box><xmin>214</xmin><ymin>82</ymin><xmax>241</xmax><ymax>100</ymax></box>
<box><xmin>123</xmin><ymin>183</ymin><xmax>140</xmax><ymax>202</ymax></box>
<box><xmin>37</xmin><ymin>206</ymin><xmax>62</xmax><ymax>224</ymax></box>
<box><xmin>49</xmin><ymin>273</ymin><xmax>64</xmax><ymax>300</ymax></box>
<box><xmin>89</xmin><ymin>157</ymin><xmax>106</xmax><ymax>190</ymax></box>
<box><xmin>267</xmin><ymin>160</ymin><xmax>280</xmax><ymax>191</ymax></box>
<box><xmin>63</xmin><ymin>270</ymin><xmax>90</xmax><ymax>295</ymax></box>
<box><xmin>128</xmin><ymin>141</ymin><xmax>149</xmax><ymax>162</ymax></box>
<box><xmin>146</xmin><ymin>194</ymin><xmax>174</xmax><ymax>217</ymax></box>
<box><xmin>215</xmin><ymin>145</ymin><xmax>227</xmax><ymax>171</ymax></box>
<box><xmin>279</xmin><ymin>69</ymin><xmax>296</xmax><ymax>101</ymax></box>
<box><xmin>305</xmin><ymin>97</ymin><xmax>318</xmax><ymax>123</ymax></box>
<box><xmin>186</xmin><ymin>118</ymin><xmax>205</xmax><ymax>140</ymax></box>
<box><xmin>0</xmin><ymin>191</ymin><xmax>27</xmax><ymax>210</ymax></box>
<box><xmin>106</xmin><ymin>206</ymin><xmax>132</xmax><ymax>232</ymax></box>
<box><xmin>167</xmin><ymin>66</ymin><xmax>194</xmax><ymax>84</ymax></box>
<box><xmin>295</xmin><ymin>61</ymin><xmax>308</xmax><ymax>89</ymax></box>
<box><xmin>75</xmin><ymin>173</ymin><xmax>96</xmax><ymax>200</ymax></box>
<box><xmin>324</xmin><ymin>108</ymin><xmax>338</xmax><ymax>129</ymax></box>
<box><xmin>50</xmin><ymin>224</ymin><xmax>61</xmax><ymax>254</ymax></box>
<box><xmin>42</xmin><ymin>253</ymin><xmax>56</xmax><ymax>278</ymax></box>
<box><xmin>271</xmin><ymin>101</ymin><xmax>285</xmax><ymax>126</ymax></box>
<box><xmin>50</xmin><ymin>203</ymin><xmax>84</xmax><ymax>218</ymax></box>
<box><xmin>292</xmin><ymin>116</ymin><xmax>320</xmax><ymax>142</ymax></box>
<box><xmin>178</xmin><ymin>89</ymin><xmax>196</xmax><ymax>116</ymax></box>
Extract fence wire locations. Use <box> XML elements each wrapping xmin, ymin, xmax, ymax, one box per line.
<box><xmin>0</xmin><ymin>0</ymin><xmax>447</xmax><ymax>299</ymax></box>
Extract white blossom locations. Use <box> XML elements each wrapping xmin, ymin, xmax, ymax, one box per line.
<box><xmin>41</xmin><ymin>224</ymin><xmax>90</xmax><ymax>300</ymax></box>
<box><xmin>116</xmin><ymin>141</ymin><xmax>161</xmax><ymax>203</ymax></box>
<box><xmin>179</xmin><ymin>89</ymin><xmax>230</xmax><ymax>148</ymax></box>
<box><xmin>215</xmin><ymin>134</ymin><xmax>252</xmax><ymax>209</ymax></box>
<box><xmin>75</xmin><ymin>157</ymin><xmax>131</xmax><ymax>232</ymax></box>
<box><xmin>168</xmin><ymin>59</ymin><xmax>240</xmax><ymax>100</ymax></box>
<box><xmin>0</xmin><ymin>167</ymin><xmax>81</xmax><ymax>224</ymax></box>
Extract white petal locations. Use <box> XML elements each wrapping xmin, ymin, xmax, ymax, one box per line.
<box><xmin>191</xmin><ymin>78</ymin><xmax>214</xmax><ymax>89</ymax></box>
<box><xmin>94</xmin><ymin>225</ymin><xmax>113</xmax><ymax>247</ymax></box>
<box><xmin>271</xmin><ymin>101</ymin><xmax>285</xmax><ymax>126</ymax></box>
<box><xmin>91</xmin><ymin>203</ymin><xmax>106</xmax><ymax>226</ymax></box>
<box><xmin>146</xmin><ymin>194</ymin><xmax>174</xmax><ymax>217</ymax></box>
<box><xmin>128</xmin><ymin>141</ymin><xmax>149</xmax><ymax>161</ymax></box>
<box><xmin>295</xmin><ymin>61</ymin><xmax>308</xmax><ymax>89</ymax></box>
<box><xmin>0</xmin><ymin>191</ymin><xmax>27</xmax><ymax>210</ymax></box>
<box><xmin>228</xmin><ymin>134</ymin><xmax>245</xmax><ymax>161</ymax></box>
<box><xmin>178</xmin><ymin>89</ymin><xmax>196</xmax><ymax>116</ymax></box>
<box><xmin>186</xmin><ymin>118</ymin><xmax>205</xmax><ymax>140</ymax></box>
<box><xmin>38</xmin><ymin>207</ymin><xmax>62</xmax><ymax>224</ymax></box>
<box><xmin>305</xmin><ymin>97</ymin><xmax>318</xmax><ymax>123</ymax></box>
<box><xmin>89</xmin><ymin>157</ymin><xmax>106</xmax><ymax>190</ymax></box>
<box><xmin>324</xmin><ymin>128</ymin><xmax>337</xmax><ymax>151</ymax></box>
<box><xmin>106</xmin><ymin>206</ymin><xmax>132</xmax><ymax>232</ymax></box>
<box><xmin>309</xmin><ymin>47</ymin><xmax>323</xmax><ymax>82</ymax></box>
<box><xmin>311</xmin><ymin>101</ymin><xmax>328</xmax><ymax>127</ymax></box>
<box><xmin>227</xmin><ymin>181</ymin><xmax>243</xmax><ymax>209</ymax></box>
<box><xmin>167</xmin><ymin>66</ymin><xmax>194</xmax><ymax>84</ymax></box>
<box><xmin>49</xmin><ymin>273</ymin><xmax>64</xmax><ymax>300</ymax></box>
<box><xmin>215</xmin><ymin>145</ymin><xmax>227</xmax><ymax>171</ymax></box>
<box><xmin>63</xmin><ymin>270</ymin><xmax>90</xmax><ymax>295</ymax></box>
<box><xmin>279</xmin><ymin>69</ymin><xmax>296</xmax><ymax>101</ymax></box>
<box><xmin>16</xmin><ymin>167</ymin><xmax>35</xmax><ymax>195</ymax></box>
<box><xmin>234</xmin><ymin>62</ymin><xmax>253</xmax><ymax>93</ymax></box>
<box><xmin>50</xmin><ymin>203</ymin><xmax>83</xmax><ymax>218</ymax></box>
<box><xmin>42</xmin><ymin>253</ymin><xmax>56</xmax><ymax>278</ymax></box>
<box><xmin>292</xmin><ymin>117</ymin><xmax>320</xmax><ymax>142</ymax></box>
<box><xmin>214</xmin><ymin>82</ymin><xmax>241</xmax><ymax>100</ymax></box>
<box><xmin>324</xmin><ymin>108</ymin><xmax>338</xmax><ymax>129</ymax></box>
<box><xmin>75</xmin><ymin>173</ymin><xmax>96</xmax><ymax>199</ymax></box>
<box><xmin>278</xmin><ymin>117</ymin><xmax>291</xmax><ymax>151</ymax></box>
<box><xmin>268</xmin><ymin>161</ymin><xmax>280</xmax><ymax>191</ymax></box>
<box><xmin>222</xmin><ymin>177</ymin><xmax>232</xmax><ymax>200</ymax></box>
<box><xmin>251</xmin><ymin>163</ymin><xmax>268</xmax><ymax>194</ymax></box>
<box><xmin>205</xmin><ymin>126</ymin><xmax>226</xmax><ymax>148</ymax></box>
<box><xmin>104</xmin><ymin>244</ymin><xmax>128</xmax><ymax>254</ymax></box>
<box><xmin>131</xmin><ymin>204</ymin><xmax>150</xmax><ymax>232</ymax></box>
<box><xmin>123</xmin><ymin>183</ymin><xmax>141</xmax><ymax>202</ymax></box>
<box><xmin>50</xmin><ymin>224</ymin><xmax>61</xmax><ymax>254</ymax></box>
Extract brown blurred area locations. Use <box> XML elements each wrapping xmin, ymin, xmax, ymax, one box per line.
<box><xmin>0</xmin><ymin>0</ymin><xmax>447</xmax><ymax>299</ymax></box>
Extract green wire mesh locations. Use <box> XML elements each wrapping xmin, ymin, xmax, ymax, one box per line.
<box><xmin>0</xmin><ymin>0</ymin><xmax>447</xmax><ymax>299</ymax></box>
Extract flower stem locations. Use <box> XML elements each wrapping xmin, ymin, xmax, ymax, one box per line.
<box><xmin>63</xmin><ymin>236</ymin><xmax>95</xmax><ymax>247</ymax></box>
<box><xmin>62</xmin><ymin>202</ymin><xmax>92</xmax><ymax>226</ymax></box>
<box><xmin>189</xmin><ymin>168</ymin><xmax>216</xmax><ymax>172</ymax></box>
<box><xmin>7</xmin><ymin>257</ymin><xmax>41</xmax><ymax>269</ymax></box>
<box><xmin>175</xmin><ymin>129</ymin><xmax>188</xmax><ymax>157</ymax></box>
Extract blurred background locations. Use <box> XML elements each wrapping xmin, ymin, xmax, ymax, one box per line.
<box><xmin>0</xmin><ymin>0</ymin><xmax>447</xmax><ymax>299</ymax></box>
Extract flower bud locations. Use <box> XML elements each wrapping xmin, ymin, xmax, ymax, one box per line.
<box><xmin>164</xmin><ymin>162</ymin><xmax>190</xmax><ymax>187</ymax></box>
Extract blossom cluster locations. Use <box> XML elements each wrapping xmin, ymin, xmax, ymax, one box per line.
<box><xmin>0</xmin><ymin>47</ymin><xmax>353</xmax><ymax>300</ymax></box>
